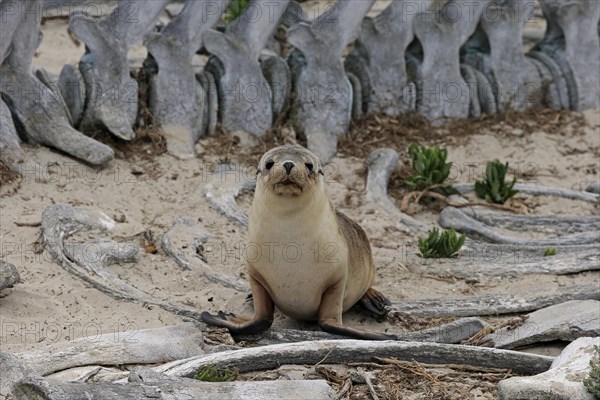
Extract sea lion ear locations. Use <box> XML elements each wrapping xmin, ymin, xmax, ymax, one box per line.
<box><xmin>318</xmin><ymin>170</ymin><xmax>324</xmax><ymax>176</ymax></box>
<box><xmin>256</xmin><ymin>168</ymin><xmax>261</xmax><ymax>175</ymax></box>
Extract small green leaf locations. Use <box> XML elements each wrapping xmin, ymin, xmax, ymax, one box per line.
<box><xmin>543</xmin><ymin>248</ymin><xmax>557</xmax><ymax>257</ymax></box>
<box><xmin>418</xmin><ymin>227</ymin><xmax>466</xmax><ymax>258</ymax></box>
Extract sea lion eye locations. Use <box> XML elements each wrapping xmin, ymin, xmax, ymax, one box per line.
<box><xmin>305</xmin><ymin>163</ymin><xmax>313</xmax><ymax>172</ymax></box>
<box><xmin>265</xmin><ymin>160</ymin><xmax>274</xmax><ymax>170</ymax></box>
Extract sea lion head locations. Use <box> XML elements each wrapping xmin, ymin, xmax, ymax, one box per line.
<box><xmin>256</xmin><ymin>145</ymin><xmax>324</xmax><ymax>198</ymax></box>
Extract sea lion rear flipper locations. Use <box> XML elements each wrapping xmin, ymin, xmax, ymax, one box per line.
<box><xmin>357</xmin><ymin>288</ymin><xmax>392</xmax><ymax>318</ymax></box>
<box><xmin>318</xmin><ymin>284</ymin><xmax>397</xmax><ymax>341</ymax></box>
<box><xmin>201</xmin><ymin>277</ymin><xmax>274</xmax><ymax>335</ymax></box>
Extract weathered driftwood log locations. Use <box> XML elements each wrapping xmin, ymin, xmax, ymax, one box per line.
<box><xmin>238</xmin><ymin>317</ymin><xmax>485</xmax><ymax>345</ymax></box>
<box><xmin>161</xmin><ymin>217</ymin><xmax>248</xmax><ymax>291</ymax></box>
<box><xmin>535</xmin><ymin>0</ymin><xmax>600</xmax><ymax>110</ymax></box>
<box><xmin>0</xmin><ymin>351</ymin><xmax>37</xmax><ymax>398</ymax></box>
<box><xmin>12</xmin><ymin>374</ymin><xmax>335</xmax><ymax>400</ymax></box>
<box><xmin>145</xmin><ymin>0</ymin><xmax>229</xmax><ymax>158</ymax></box>
<box><xmin>0</xmin><ymin>0</ymin><xmax>114</xmax><ymax>166</ymax></box>
<box><xmin>414</xmin><ymin>245</ymin><xmax>600</xmax><ymax>277</ymax></box>
<box><xmin>484</xmin><ymin>300</ymin><xmax>600</xmax><ymax>350</ymax></box>
<box><xmin>41</xmin><ymin>204</ymin><xmax>205</xmax><ymax>320</ymax></box>
<box><xmin>440</xmin><ymin>207</ymin><xmax>599</xmax><ymax>246</ymax></box>
<box><xmin>365</xmin><ymin>148</ymin><xmax>425</xmax><ymax>233</ymax></box>
<box><xmin>16</xmin><ymin>323</ymin><xmax>205</xmax><ymax>376</ymax></box>
<box><xmin>452</xmin><ymin>183</ymin><xmax>599</xmax><ymax>203</ymax></box>
<box><xmin>458</xmin><ymin>208</ymin><xmax>600</xmax><ymax>233</ymax></box>
<box><xmin>464</xmin><ymin>0</ymin><xmax>543</xmax><ymax>111</ymax></box>
<box><xmin>203</xmin><ymin>0</ymin><xmax>290</xmax><ymax>137</ymax></box>
<box><xmin>411</xmin><ymin>0</ymin><xmax>489</xmax><ymax>123</ymax></box>
<box><xmin>498</xmin><ymin>337</ymin><xmax>599</xmax><ymax>400</ymax></box>
<box><xmin>392</xmin><ymin>283</ymin><xmax>600</xmax><ymax>317</ymax></box>
<box><xmin>202</xmin><ymin>164</ymin><xmax>256</xmax><ymax>226</ymax></box>
<box><xmin>156</xmin><ymin>339</ymin><xmax>554</xmax><ymax>377</ymax></box>
<box><xmin>57</xmin><ymin>64</ymin><xmax>86</xmax><ymax>128</ymax></box>
<box><xmin>69</xmin><ymin>0</ymin><xmax>169</xmax><ymax>139</ymax></box>
<box><xmin>0</xmin><ymin>259</ymin><xmax>20</xmax><ymax>290</ymax></box>
<box><xmin>345</xmin><ymin>0</ymin><xmax>427</xmax><ymax>115</ymax></box>
<box><xmin>287</xmin><ymin>0</ymin><xmax>375</xmax><ymax>162</ymax></box>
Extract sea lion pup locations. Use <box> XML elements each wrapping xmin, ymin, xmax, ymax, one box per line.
<box><xmin>201</xmin><ymin>144</ymin><xmax>395</xmax><ymax>340</ymax></box>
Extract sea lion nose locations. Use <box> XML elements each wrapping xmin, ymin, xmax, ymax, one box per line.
<box><xmin>283</xmin><ymin>162</ymin><xmax>294</xmax><ymax>175</ymax></box>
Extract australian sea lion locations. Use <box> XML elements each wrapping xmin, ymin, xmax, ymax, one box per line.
<box><xmin>201</xmin><ymin>144</ymin><xmax>395</xmax><ymax>340</ymax></box>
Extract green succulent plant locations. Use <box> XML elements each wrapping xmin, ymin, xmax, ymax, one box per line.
<box><xmin>584</xmin><ymin>346</ymin><xmax>600</xmax><ymax>399</ymax></box>
<box><xmin>474</xmin><ymin>160</ymin><xmax>519</xmax><ymax>204</ymax></box>
<box><xmin>406</xmin><ymin>143</ymin><xmax>453</xmax><ymax>192</ymax></box>
<box><xmin>196</xmin><ymin>366</ymin><xmax>238</xmax><ymax>382</ymax></box>
<box><xmin>418</xmin><ymin>227</ymin><xmax>466</xmax><ymax>259</ymax></box>
<box><xmin>225</xmin><ymin>0</ymin><xmax>250</xmax><ymax>22</ymax></box>
<box><xmin>543</xmin><ymin>248</ymin><xmax>557</xmax><ymax>257</ymax></box>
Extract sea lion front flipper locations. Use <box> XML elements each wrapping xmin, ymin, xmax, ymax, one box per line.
<box><xmin>318</xmin><ymin>284</ymin><xmax>397</xmax><ymax>341</ymax></box>
<box><xmin>357</xmin><ymin>288</ymin><xmax>392</xmax><ymax>318</ymax></box>
<box><xmin>201</xmin><ymin>277</ymin><xmax>274</xmax><ymax>335</ymax></box>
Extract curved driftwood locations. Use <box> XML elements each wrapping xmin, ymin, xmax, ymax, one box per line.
<box><xmin>484</xmin><ymin>300</ymin><xmax>600</xmax><ymax>349</ymax></box>
<box><xmin>0</xmin><ymin>260</ymin><xmax>20</xmax><ymax>290</ymax></box>
<box><xmin>414</xmin><ymin>245</ymin><xmax>600</xmax><ymax>277</ymax></box>
<box><xmin>239</xmin><ymin>317</ymin><xmax>485</xmax><ymax>345</ymax></box>
<box><xmin>458</xmin><ymin>208</ymin><xmax>600</xmax><ymax>233</ymax></box>
<box><xmin>440</xmin><ymin>207</ymin><xmax>599</xmax><ymax>246</ymax></box>
<box><xmin>287</xmin><ymin>0</ymin><xmax>375</xmax><ymax>162</ymax></box>
<box><xmin>145</xmin><ymin>0</ymin><xmax>229</xmax><ymax>157</ymax></box>
<box><xmin>0</xmin><ymin>351</ymin><xmax>36</xmax><ymax>398</ymax></box>
<box><xmin>15</xmin><ymin>324</ymin><xmax>205</xmax><ymax>376</ymax></box>
<box><xmin>156</xmin><ymin>339</ymin><xmax>554</xmax><ymax>377</ymax></box>
<box><xmin>392</xmin><ymin>283</ymin><xmax>600</xmax><ymax>317</ymax></box>
<box><xmin>452</xmin><ymin>183</ymin><xmax>599</xmax><ymax>203</ymax></box>
<box><xmin>202</xmin><ymin>165</ymin><xmax>256</xmax><ymax>226</ymax></box>
<box><xmin>161</xmin><ymin>217</ymin><xmax>248</xmax><ymax>291</ymax></box>
<box><xmin>41</xmin><ymin>204</ymin><xmax>205</xmax><ymax>321</ymax></box>
<box><xmin>365</xmin><ymin>148</ymin><xmax>425</xmax><ymax>233</ymax></box>
<box><xmin>13</xmin><ymin>375</ymin><xmax>335</xmax><ymax>400</ymax></box>
<box><xmin>69</xmin><ymin>0</ymin><xmax>169</xmax><ymax>139</ymax></box>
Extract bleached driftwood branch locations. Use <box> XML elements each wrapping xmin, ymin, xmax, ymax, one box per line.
<box><xmin>155</xmin><ymin>339</ymin><xmax>554</xmax><ymax>377</ymax></box>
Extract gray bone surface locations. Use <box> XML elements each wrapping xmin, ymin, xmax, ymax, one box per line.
<box><xmin>345</xmin><ymin>0</ymin><xmax>431</xmax><ymax>115</ymax></box>
<box><xmin>0</xmin><ymin>98</ymin><xmax>25</xmax><ymax>171</ymax></box>
<box><xmin>203</xmin><ymin>0</ymin><xmax>290</xmax><ymax>137</ymax></box>
<box><xmin>485</xmin><ymin>300</ymin><xmax>600</xmax><ymax>349</ymax></box>
<box><xmin>412</xmin><ymin>0</ymin><xmax>489</xmax><ymax>123</ymax></box>
<box><xmin>145</xmin><ymin>0</ymin><xmax>229</xmax><ymax>158</ymax></box>
<box><xmin>498</xmin><ymin>337</ymin><xmax>599</xmax><ymax>400</ymax></box>
<box><xmin>287</xmin><ymin>0</ymin><xmax>375</xmax><ymax>162</ymax></box>
<box><xmin>464</xmin><ymin>0</ymin><xmax>543</xmax><ymax>111</ymax></box>
<box><xmin>536</xmin><ymin>0</ymin><xmax>600</xmax><ymax>110</ymax></box>
<box><xmin>0</xmin><ymin>0</ymin><xmax>114</xmax><ymax>166</ymax></box>
<box><xmin>0</xmin><ymin>260</ymin><xmax>20</xmax><ymax>290</ymax></box>
<box><xmin>69</xmin><ymin>0</ymin><xmax>169</xmax><ymax>139</ymax></box>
